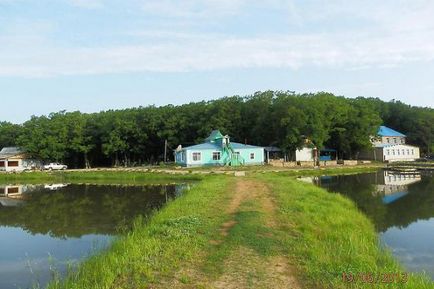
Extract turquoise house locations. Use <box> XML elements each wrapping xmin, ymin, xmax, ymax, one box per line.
<box><xmin>174</xmin><ymin>130</ymin><xmax>264</xmax><ymax>167</ymax></box>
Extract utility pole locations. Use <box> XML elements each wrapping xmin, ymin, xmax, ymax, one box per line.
<box><xmin>164</xmin><ymin>139</ymin><xmax>168</xmax><ymax>163</ymax></box>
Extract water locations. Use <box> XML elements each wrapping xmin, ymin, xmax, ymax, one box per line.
<box><xmin>312</xmin><ymin>170</ymin><xmax>434</xmax><ymax>279</ymax></box>
<box><xmin>0</xmin><ymin>183</ymin><xmax>185</xmax><ymax>289</ymax></box>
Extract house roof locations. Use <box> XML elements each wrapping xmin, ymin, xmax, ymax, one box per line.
<box><xmin>0</xmin><ymin>147</ymin><xmax>24</xmax><ymax>159</ymax></box>
<box><xmin>378</xmin><ymin>126</ymin><xmax>406</xmax><ymax>137</ymax></box>
<box><xmin>205</xmin><ymin>130</ymin><xmax>224</xmax><ymax>142</ymax></box>
<box><xmin>264</xmin><ymin>146</ymin><xmax>282</xmax><ymax>152</ymax></box>
<box><xmin>182</xmin><ymin>141</ymin><xmax>263</xmax><ymax>151</ymax></box>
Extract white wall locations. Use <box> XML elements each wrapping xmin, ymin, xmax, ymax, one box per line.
<box><xmin>382</xmin><ymin>145</ymin><xmax>420</xmax><ymax>162</ymax></box>
<box><xmin>295</xmin><ymin>148</ymin><xmax>314</xmax><ymax>162</ymax></box>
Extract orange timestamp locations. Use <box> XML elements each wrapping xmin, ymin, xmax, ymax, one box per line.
<box><xmin>342</xmin><ymin>272</ymin><xmax>409</xmax><ymax>284</ymax></box>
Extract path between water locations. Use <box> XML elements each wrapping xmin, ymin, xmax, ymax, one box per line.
<box><xmin>154</xmin><ymin>178</ymin><xmax>302</xmax><ymax>289</ymax></box>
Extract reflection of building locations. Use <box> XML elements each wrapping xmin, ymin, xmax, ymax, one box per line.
<box><xmin>0</xmin><ymin>184</ymin><xmax>52</xmax><ymax>207</ymax></box>
<box><xmin>374</xmin><ymin>170</ymin><xmax>422</xmax><ymax>204</ymax></box>
<box><xmin>0</xmin><ymin>185</ymin><xmax>25</xmax><ymax>206</ymax></box>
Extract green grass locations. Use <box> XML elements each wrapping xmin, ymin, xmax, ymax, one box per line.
<box><xmin>47</xmin><ymin>175</ymin><xmax>234</xmax><ymax>289</ymax></box>
<box><xmin>258</xmin><ymin>174</ymin><xmax>433</xmax><ymax>288</ymax></box>
<box><xmin>35</xmin><ymin>170</ymin><xmax>433</xmax><ymax>288</ymax></box>
<box><xmin>0</xmin><ymin>171</ymin><xmax>202</xmax><ymax>185</ymax></box>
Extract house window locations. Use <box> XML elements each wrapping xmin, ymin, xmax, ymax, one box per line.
<box><xmin>392</xmin><ymin>149</ymin><xmax>395</xmax><ymax>155</ymax></box>
<box><xmin>397</xmin><ymin>149</ymin><xmax>400</xmax><ymax>155</ymax></box>
<box><xmin>402</xmin><ymin>149</ymin><xmax>405</xmax><ymax>155</ymax></box>
<box><xmin>7</xmin><ymin>187</ymin><xmax>19</xmax><ymax>194</ymax></box>
<box><xmin>192</xmin><ymin>152</ymin><xmax>201</xmax><ymax>161</ymax></box>
<box><xmin>393</xmin><ymin>138</ymin><xmax>397</xmax><ymax>143</ymax></box>
<box><xmin>386</xmin><ymin>149</ymin><xmax>390</xmax><ymax>155</ymax></box>
<box><xmin>411</xmin><ymin>149</ymin><xmax>414</xmax><ymax>155</ymax></box>
<box><xmin>386</xmin><ymin>138</ymin><xmax>390</xmax><ymax>143</ymax></box>
<box><xmin>407</xmin><ymin>149</ymin><xmax>410</xmax><ymax>155</ymax></box>
<box><xmin>213</xmin><ymin>152</ymin><xmax>221</xmax><ymax>161</ymax></box>
<box><xmin>8</xmin><ymin>161</ymin><xmax>18</xmax><ymax>167</ymax></box>
<box><xmin>250</xmin><ymin>153</ymin><xmax>255</xmax><ymax>160</ymax></box>
<box><xmin>0</xmin><ymin>161</ymin><xmax>4</xmax><ymax>167</ymax></box>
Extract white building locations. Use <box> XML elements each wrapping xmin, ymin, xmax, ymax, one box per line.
<box><xmin>295</xmin><ymin>147</ymin><xmax>316</xmax><ymax>162</ymax></box>
<box><xmin>360</xmin><ymin>126</ymin><xmax>420</xmax><ymax>162</ymax></box>
<box><xmin>0</xmin><ymin>147</ymin><xmax>41</xmax><ymax>172</ymax></box>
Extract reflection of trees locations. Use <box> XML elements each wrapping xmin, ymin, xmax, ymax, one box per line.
<box><xmin>380</xmin><ymin>176</ymin><xmax>434</xmax><ymax>232</ymax></box>
<box><xmin>322</xmin><ymin>173</ymin><xmax>388</xmax><ymax>231</ymax></box>
<box><xmin>0</xmin><ymin>184</ymin><xmax>178</xmax><ymax>238</ymax></box>
<box><xmin>322</xmin><ymin>172</ymin><xmax>434</xmax><ymax>233</ymax></box>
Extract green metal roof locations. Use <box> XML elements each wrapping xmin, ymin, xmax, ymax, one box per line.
<box><xmin>205</xmin><ymin>130</ymin><xmax>224</xmax><ymax>142</ymax></box>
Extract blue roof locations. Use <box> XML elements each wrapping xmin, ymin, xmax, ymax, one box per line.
<box><xmin>231</xmin><ymin>142</ymin><xmax>263</xmax><ymax>149</ymax></box>
<box><xmin>378</xmin><ymin>126</ymin><xmax>406</xmax><ymax>137</ymax></box>
<box><xmin>382</xmin><ymin>191</ymin><xmax>408</xmax><ymax>204</ymax></box>
<box><xmin>183</xmin><ymin>142</ymin><xmax>221</xmax><ymax>150</ymax></box>
<box><xmin>183</xmin><ymin>141</ymin><xmax>263</xmax><ymax>151</ymax></box>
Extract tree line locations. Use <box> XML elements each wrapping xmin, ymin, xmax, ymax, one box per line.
<box><xmin>0</xmin><ymin>91</ymin><xmax>433</xmax><ymax>168</ymax></box>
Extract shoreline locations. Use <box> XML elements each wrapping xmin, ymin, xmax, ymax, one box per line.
<box><xmin>29</xmin><ymin>169</ymin><xmax>432</xmax><ymax>288</ymax></box>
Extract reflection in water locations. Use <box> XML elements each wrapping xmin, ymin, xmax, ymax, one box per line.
<box><xmin>0</xmin><ymin>183</ymin><xmax>187</xmax><ymax>289</ymax></box>
<box><xmin>313</xmin><ymin>170</ymin><xmax>434</xmax><ymax>280</ymax></box>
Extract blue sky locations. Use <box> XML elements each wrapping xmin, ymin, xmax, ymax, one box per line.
<box><xmin>1</xmin><ymin>0</ymin><xmax>434</xmax><ymax>123</ymax></box>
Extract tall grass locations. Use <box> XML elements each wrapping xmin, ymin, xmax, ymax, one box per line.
<box><xmin>47</xmin><ymin>175</ymin><xmax>233</xmax><ymax>289</ymax></box>
<box><xmin>259</xmin><ymin>174</ymin><xmax>433</xmax><ymax>288</ymax></box>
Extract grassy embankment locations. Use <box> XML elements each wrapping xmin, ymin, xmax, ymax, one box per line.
<box><xmin>0</xmin><ymin>171</ymin><xmax>202</xmax><ymax>184</ymax></box>
<box><xmin>44</xmin><ymin>170</ymin><xmax>432</xmax><ymax>288</ymax></box>
<box><xmin>0</xmin><ymin>164</ymin><xmax>381</xmax><ymax>184</ymax></box>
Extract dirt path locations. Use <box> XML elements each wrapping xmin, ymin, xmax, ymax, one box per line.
<box><xmin>153</xmin><ymin>178</ymin><xmax>302</xmax><ymax>289</ymax></box>
<box><xmin>211</xmin><ymin>179</ymin><xmax>301</xmax><ymax>289</ymax></box>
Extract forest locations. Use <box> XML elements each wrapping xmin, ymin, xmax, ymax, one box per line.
<box><xmin>0</xmin><ymin>91</ymin><xmax>433</xmax><ymax>168</ymax></box>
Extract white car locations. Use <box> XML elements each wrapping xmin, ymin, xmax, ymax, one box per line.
<box><xmin>44</xmin><ymin>163</ymin><xmax>68</xmax><ymax>170</ymax></box>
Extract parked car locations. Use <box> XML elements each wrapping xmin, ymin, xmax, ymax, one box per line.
<box><xmin>44</xmin><ymin>163</ymin><xmax>68</xmax><ymax>170</ymax></box>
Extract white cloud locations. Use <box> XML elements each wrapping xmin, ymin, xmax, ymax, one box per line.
<box><xmin>68</xmin><ymin>0</ymin><xmax>104</xmax><ymax>9</ymax></box>
<box><xmin>2</xmin><ymin>28</ymin><xmax>434</xmax><ymax>77</ymax></box>
<box><xmin>1</xmin><ymin>1</ymin><xmax>434</xmax><ymax>77</ymax></box>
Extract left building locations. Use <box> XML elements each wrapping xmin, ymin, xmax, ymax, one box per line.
<box><xmin>0</xmin><ymin>147</ymin><xmax>41</xmax><ymax>172</ymax></box>
<box><xmin>174</xmin><ymin>130</ymin><xmax>264</xmax><ymax>167</ymax></box>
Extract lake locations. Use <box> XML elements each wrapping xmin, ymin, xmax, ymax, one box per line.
<box><xmin>0</xmin><ymin>183</ymin><xmax>186</xmax><ymax>289</ymax></box>
<box><xmin>311</xmin><ymin>169</ymin><xmax>434</xmax><ymax>279</ymax></box>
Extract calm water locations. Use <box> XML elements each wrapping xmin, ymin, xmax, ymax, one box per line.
<box><xmin>312</xmin><ymin>170</ymin><xmax>434</xmax><ymax>279</ymax></box>
<box><xmin>0</xmin><ymin>183</ymin><xmax>185</xmax><ymax>289</ymax></box>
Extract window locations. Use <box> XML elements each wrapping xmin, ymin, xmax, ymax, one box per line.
<box><xmin>7</xmin><ymin>187</ymin><xmax>19</xmax><ymax>194</ymax></box>
<box><xmin>250</xmin><ymin>153</ymin><xmax>255</xmax><ymax>160</ymax></box>
<box><xmin>0</xmin><ymin>161</ymin><xmax>4</xmax><ymax>167</ymax></box>
<box><xmin>392</xmin><ymin>149</ymin><xmax>395</xmax><ymax>155</ymax></box>
<box><xmin>386</xmin><ymin>138</ymin><xmax>389</xmax><ymax>143</ymax></box>
<box><xmin>180</xmin><ymin>152</ymin><xmax>185</xmax><ymax>162</ymax></box>
<box><xmin>407</xmin><ymin>149</ymin><xmax>410</xmax><ymax>155</ymax></box>
<box><xmin>393</xmin><ymin>138</ymin><xmax>397</xmax><ymax>143</ymax></box>
<box><xmin>411</xmin><ymin>149</ymin><xmax>414</xmax><ymax>155</ymax></box>
<box><xmin>213</xmin><ymin>152</ymin><xmax>221</xmax><ymax>161</ymax></box>
<box><xmin>397</xmin><ymin>149</ymin><xmax>400</xmax><ymax>155</ymax></box>
<box><xmin>402</xmin><ymin>149</ymin><xmax>405</xmax><ymax>155</ymax></box>
<box><xmin>7</xmin><ymin>161</ymin><xmax>18</xmax><ymax>167</ymax></box>
<box><xmin>386</xmin><ymin>149</ymin><xmax>390</xmax><ymax>155</ymax></box>
<box><xmin>192</xmin><ymin>152</ymin><xmax>201</xmax><ymax>161</ymax></box>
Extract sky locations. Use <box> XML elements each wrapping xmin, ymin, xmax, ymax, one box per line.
<box><xmin>1</xmin><ymin>0</ymin><xmax>434</xmax><ymax>123</ymax></box>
